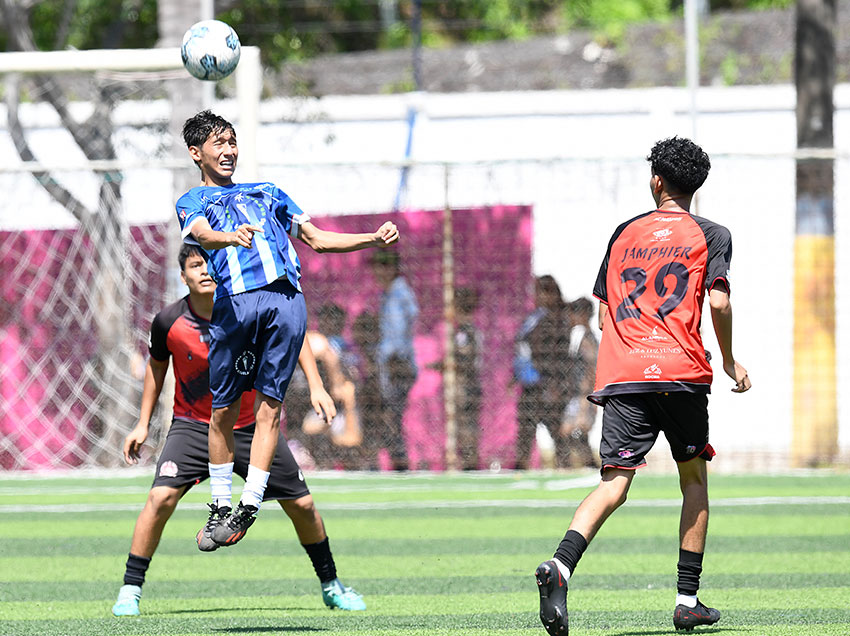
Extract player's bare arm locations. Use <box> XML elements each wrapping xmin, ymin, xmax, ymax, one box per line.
<box><xmin>597</xmin><ymin>302</ymin><xmax>608</xmax><ymax>331</ymax></box>
<box><xmin>189</xmin><ymin>217</ymin><xmax>263</xmax><ymax>250</ymax></box>
<box><xmin>708</xmin><ymin>287</ymin><xmax>751</xmax><ymax>393</ymax></box>
<box><xmin>299</xmin><ymin>334</ymin><xmax>336</xmax><ymax>424</ymax></box>
<box><xmin>123</xmin><ymin>357</ymin><xmax>170</xmax><ymax>464</ymax></box>
<box><xmin>297</xmin><ymin>220</ymin><xmax>399</xmax><ymax>253</ymax></box>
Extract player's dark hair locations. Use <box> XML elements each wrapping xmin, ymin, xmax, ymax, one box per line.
<box><xmin>647</xmin><ymin>136</ymin><xmax>710</xmax><ymax>195</ymax></box>
<box><xmin>178</xmin><ymin>243</ymin><xmax>204</xmax><ymax>271</ymax></box>
<box><xmin>182</xmin><ymin>110</ymin><xmax>235</xmax><ymax>149</ymax></box>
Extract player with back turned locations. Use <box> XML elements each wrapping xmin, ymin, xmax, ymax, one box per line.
<box><xmin>535</xmin><ymin>136</ymin><xmax>751</xmax><ymax>635</ymax></box>
<box><xmin>176</xmin><ymin>110</ymin><xmax>399</xmax><ymax>549</ymax></box>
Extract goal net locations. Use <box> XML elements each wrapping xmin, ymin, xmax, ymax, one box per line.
<box><xmin>0</xmin><ymin>48</ymin><xmax>261</xmax><ymax>470</ymax></box>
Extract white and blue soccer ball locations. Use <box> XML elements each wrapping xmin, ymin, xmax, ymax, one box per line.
<box><xmin>181</xmin><ymin>20</ymin><xmax>241</xmax><ymax>81</ymax></box>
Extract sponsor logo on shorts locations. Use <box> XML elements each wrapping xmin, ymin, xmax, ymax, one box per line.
<box><xmin>298</xmin><ymin>469</ymin><xmax>304</xmax><ymax>482</ymax></box>
<box><xmin>686</xmin><ymin>445</ymin><xmax>697</xmax><ymax>454</ymax></box>
<box><xmin>618</xmin><ymin>448</ymin><xmax>635</xmax><ymax>459</ymax></box>
<box><xmin>644</xmin><ymin>363</ymin><xmax>662</xmax><ymax>379</ymax></box>
<box><xmin>159</xmin><ymin>460</ymin><xmax>178</xmax><ymax>478</ymax></box>
<box><xmin>235</xmin><ymin>351</ymin><xmax>256</xmax><ymax>376</ymax></box>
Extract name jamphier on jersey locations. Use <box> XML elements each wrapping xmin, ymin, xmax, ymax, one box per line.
<box><xmin>590</xmin><ymin>210</ymin><xmax>732</xmax><ymax>404</ymax></box>
<box><xmin>618</xmin><ymin>245</ymin><xmax>693</xmax><ymax>263</ymax></box>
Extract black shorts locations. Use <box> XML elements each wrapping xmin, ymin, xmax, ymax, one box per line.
<box><xmin>598</xmin><ymin>392</ymin><xmax>715</xmax><ymax>472</ymax></box>
<box><xmin>152</xmin><ymin>418</ymin><xmax>311</xmax><ymax>500</ymax></box>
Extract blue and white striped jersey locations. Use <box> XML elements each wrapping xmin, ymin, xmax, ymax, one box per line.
<box><xmin>176</xmin><ymin>182</ymin><xmax>310</xmax><ymax>299</ymax></box>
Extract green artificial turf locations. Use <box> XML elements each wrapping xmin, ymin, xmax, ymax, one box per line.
<box><xmin>1</xmin><ymin>471</ymin><xmax>848</xmax><ymax>635</ymax></box>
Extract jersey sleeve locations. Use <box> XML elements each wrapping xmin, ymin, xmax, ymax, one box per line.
<box><xmin>702</xmin><ymin>222</ymin><xmax>732</xmax><ymax>294</ymax></box>
<box><xmin>148</xmin><ymin>311</ymin><xmax>172</xmax><ymax>361</ymax></box>
<box><xmin>175</xmin><ymin>190</ymin><xmax>205</xmax><ymax>245</ymax></box>
<box><xmin>273</xmin><ymin>187</ymin><xmax>311</xmax><ymax>238</ymax></box>
<box><xmin>593</xmin><ymin>218</ymin><xmax>636</xmax><ymax>304</ymax></box>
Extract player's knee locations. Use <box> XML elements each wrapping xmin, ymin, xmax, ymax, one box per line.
<box><xmin>147</xmin><ymin>487</ymin><xmax>180</xmax><ymax>514</ymax></box>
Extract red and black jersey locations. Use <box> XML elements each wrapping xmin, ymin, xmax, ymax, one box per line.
<box><xmin>590</xmin><ymin>210</ymin><xmax>731</xmax><ymax>404</ymax></box>
<box><xmin>149</xmin><ymin>296</ymin><xmax>255</xmax><ymax>428</ymax></box>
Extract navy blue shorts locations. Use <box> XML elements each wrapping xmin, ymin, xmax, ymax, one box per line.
<box><xmin>152</xmin><ymin>419</ymin><xmax>310</xmax><ymax>500</ymax></box>
<box><xmin>208</xmin><ymin>278</ymin><xmax>307</xmax><ymax>408</ymax></box>
<box><xmin>598</xmin><ymin>392</ymin><xmax>715</xmax><ymax>473</ymax></box>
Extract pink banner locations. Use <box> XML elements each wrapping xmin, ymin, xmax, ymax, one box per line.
<box><xmin>298</xmin><ymin>206</ymin><xmax>534</xmax><ymax>470</ymax></box>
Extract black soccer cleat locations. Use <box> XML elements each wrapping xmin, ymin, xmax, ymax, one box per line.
<box><xmin>211</xmin><ymin>501</ymin><xmax>258</xmax><ymax>547</ymax></box>
<box><xmin>196</xmin><ymin>503</ymin><xmax>230</xmax><ymax>552</ymax></box>
<box><xmin>673</xmin><ymin>599</ymin><xmax>721</xmax><ymax>631</ymax></box>
<box><xmin>535</xmin><ymin>560</ymin><xmax>569</xmax><ymax>636</ymax></box>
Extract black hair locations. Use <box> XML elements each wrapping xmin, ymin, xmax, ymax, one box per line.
<box><xmin>646</xmin><ymin>136</ymin><xmax>711</xmax><ymax>195</ymax></box>
<box><xmin>182</xmin><ymin>110</ymin><xmax>235</xmax><ymax>149</ymax></box>
<box><xmin>317</xmin><ymin>303</ymin><xmax>346</xmax><ymax>333</ymax></box>
<box><xmin>455</xmin><ymin>287</ymin><xmax>479</xmax><ymax>315</ymax></box>
<box><xmin>178</xmin><ymin>243</ymin><xmax>204</xmax><ymax>271</ymax></box>
<box><xmin>569</xmin><ymin>296</ymin><xmax>593</xmax><ymax>318</ymax></box>
<box><xmin>370</xmin><ymin>249</ymin><xmax>400</xmax><ymax>271</ymax></box>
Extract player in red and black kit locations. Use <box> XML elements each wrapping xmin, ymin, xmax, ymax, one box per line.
<box><xmin>112</xmin><ymin>244</ymin><xmax>365</xmax><ymax>617</ymax></box>
<box><xmin>535</xmin><ymin>137</ymin><xmax>751</xmax><ymax>635</ymax></box>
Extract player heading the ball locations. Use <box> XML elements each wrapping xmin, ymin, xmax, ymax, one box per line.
<box><xmin>176</xmin><ymin>110</ymin><xmax>399</xmax><ymax>549</ymax></box>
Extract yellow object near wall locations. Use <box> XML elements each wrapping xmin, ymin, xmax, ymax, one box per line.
<box><xmin>792</xmin><ymin>235</ymin><xmax>837</xmax><ymax>467</ymax></box>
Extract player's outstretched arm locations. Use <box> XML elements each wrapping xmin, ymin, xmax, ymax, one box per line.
<box><xmin>708</xmin><ymin>288</ymin><xmax>751</xmax><ymax>393</ymax></box>
<box><xmin>190</xmin><ymin>218</ymin><xmax>263</xmax><ymax>250</ymax></box>
<box><xmin>123</xmin><ymin>357</ymin><xmax>170</xmax><ymax>464</ymax></box>
<box><xmin>297</xmin><ymin>220</ymin><xmax>399</xmax><ymax>253</ymax></box>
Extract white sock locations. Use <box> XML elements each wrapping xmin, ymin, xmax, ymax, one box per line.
<box><xmin>209</xmin><ymin>462</ymin><xmax>234</xmax><ymax>509</ymax></box>
<box><xmin>676</xmin><ymin>594</ymin><xmax>697</xmax><ymax>608</ymax></box>
<box><xmin>240</xmin><ymin>464</ymin><xmax>270</xmax><ymax>510</ymax></box>
<box><xmin>552</xmin><ymin>557</ymin><xmax>572</xmax><ymax>582</ymax></box>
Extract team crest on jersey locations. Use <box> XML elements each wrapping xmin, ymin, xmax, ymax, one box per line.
<box><xmin>235</xmin><ymin>351</ymin><xmax>256</xmax><ymax>375</ymax></box>
<box><xmin>159</xmin><ymin>460</ymin><xmax>178</xmax><ymax>478</ymax></box>
<box><xmin>652</xmin><ymin>228</ymin><xmax>673</xmax><ymax>241</ymax></box>
<box><xmin>643</xmin><ymin>363</ymin><xmax>662</xmax><ymax>379</ymax></box>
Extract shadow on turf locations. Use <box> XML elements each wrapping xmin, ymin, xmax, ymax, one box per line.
<box><xmin>606</xmin><ymin>629</ymin><xmax>724</xmax><ymax>636</ymax></box>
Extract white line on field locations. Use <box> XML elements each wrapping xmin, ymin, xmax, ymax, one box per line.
<box><xmin>0</xmin><ymin>475</ymin><xmax>601</xmax><ymax>497</ymax></box>
<box><xmin>2</xmin><ymin>495</ymin><xmax>848</xmax><ymax>514</ymax></box>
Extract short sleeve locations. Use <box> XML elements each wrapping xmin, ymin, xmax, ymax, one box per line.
<box><xmin>148</xmin><ymin>311</ymin><xmax>171</xmax><ymax>361</ymax></box>
<box><xmin>176</xmin><ymin>190</ymin><xmax>206</xmax><ymax>244</ymax></box>
<box><xmin>703</xmin><ymin>223</ymin><xmax>732</xmax><ymax>294</ymax></box>
<box><xmin>273</xmin><ymin>187</ymin><xmax>311</xmax><ymax>238</ymax></box>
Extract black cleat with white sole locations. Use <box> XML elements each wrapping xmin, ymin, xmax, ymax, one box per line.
<box><xmin>211</xmin><ymin>501</ymin><xmax>258</xmax><ymax>547</ymax></box>
<box><xmin>535</xmin><ymin>560</ymin><xmax>569</xmax><ymax>636</ymax></box>
<box><xmin>673</xmin><ymin>599</ymin><xmax>721</xmax><ymax>631</ymax></box>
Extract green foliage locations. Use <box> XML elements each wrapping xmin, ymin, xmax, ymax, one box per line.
<box><xmin>0</xmin><ymin>0</ymin><xmax>801</xmax><ymax>68</ymax></box>
<box><xmin>23</xmin><ymin>0</ymin><xmax>157</xmax><ymax>51</ymax></box>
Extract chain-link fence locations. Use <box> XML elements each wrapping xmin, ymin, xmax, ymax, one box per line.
<box><xmin>2</xmin><ymin>62</ymin><xmax>849</xmax><ymax>472</ymax></box>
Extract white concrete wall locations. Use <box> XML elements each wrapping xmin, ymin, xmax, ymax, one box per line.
<box><xmin>2</xmin><ymin>83</ymin><xmax>849</xmax><ymax>467</ymax></box>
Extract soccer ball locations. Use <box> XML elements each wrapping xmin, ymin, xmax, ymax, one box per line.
<box><xmin>181</xmin><ymin>20</ymin><xmax>241</xmax><ymax>81</ymax></box>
